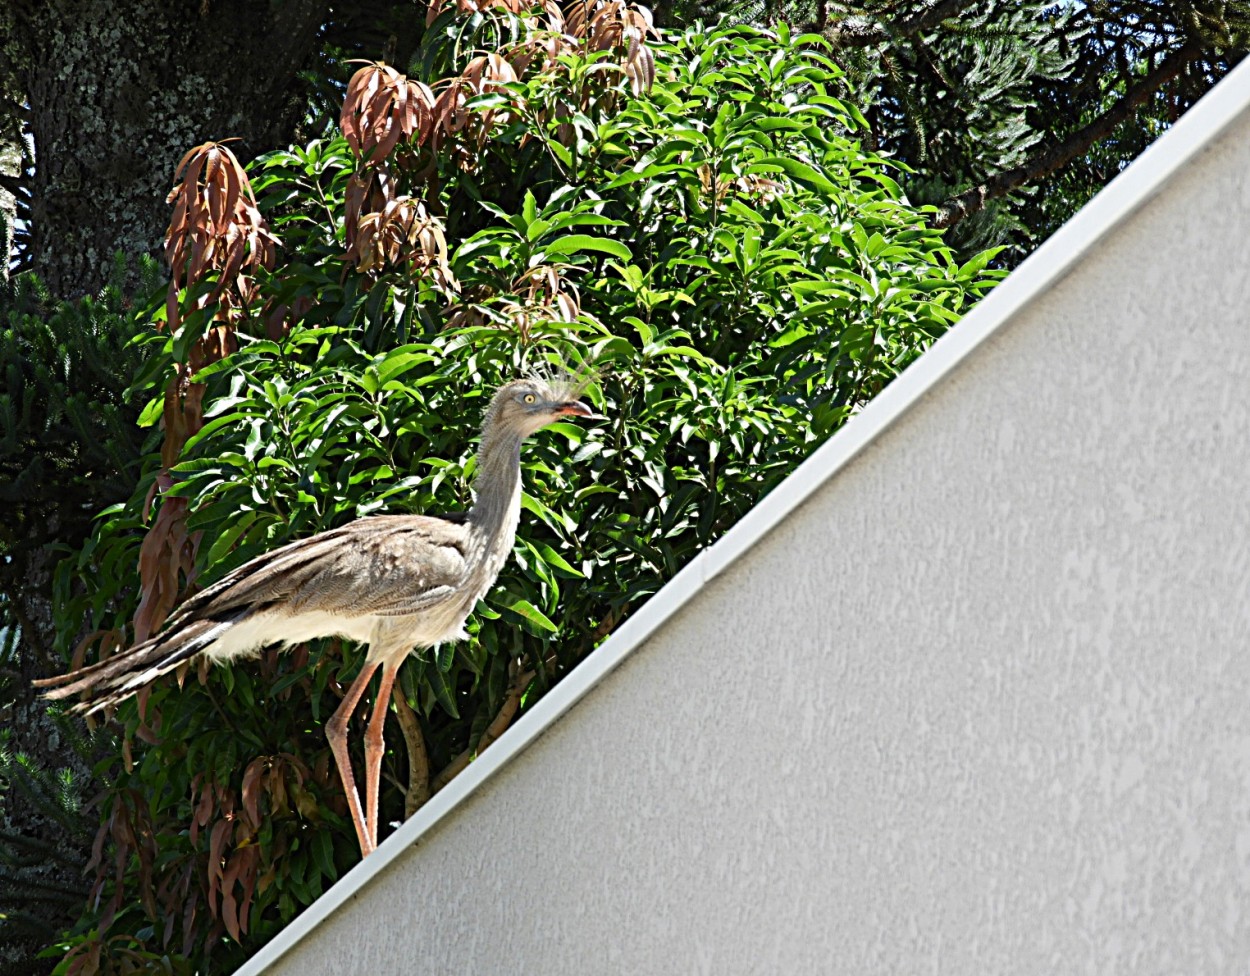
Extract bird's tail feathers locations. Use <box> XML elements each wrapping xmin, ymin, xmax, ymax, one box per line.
<box><xmin>36</xmin><ymin>615</ymin><xmax>240</xmax><ymax>715</ymax></box>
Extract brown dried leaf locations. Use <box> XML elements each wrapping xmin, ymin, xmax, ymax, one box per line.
<box><xmin>341</xmin><ymin>64</ymin><xmax>384</xmax><ymax>154</ymax></box>
<box><xmin>241</xmin><ymin>758</ymin><xmax>266</xmax><ymax>828</ymax></box>
<box><xmin>207</xmin><ymin>818</ymin><xmax>231</xmax><ymax>910</ymax></box>
<box><xmin>190</xmin><ymin>781</ymin><xmax>214</xmax><ymax>846</ymax></box>
<box><xmin>220</xmin><ymin>852</ymin><xmax>244</xmax><ymax>941</ymax></box>
<box><xmin>235</xmin><ymin>846</ymin><xmax>260</xmax><ymax>936</ymax></box>
<box><xmin>268</xmin><ymin>766</ymin><xmax>288</xmax><ymax>815</ymax></box>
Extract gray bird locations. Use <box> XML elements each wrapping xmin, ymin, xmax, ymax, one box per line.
<box><xmin>36</xmin><ymin>376</ymin><xmax>595</xmax><ymax>856</ymax></box>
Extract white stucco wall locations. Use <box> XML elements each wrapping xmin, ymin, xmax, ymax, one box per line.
<box><xmin>246</xmin><ymin>84</ymin><xmax>1250</xmax><ymax>975</ymax></box>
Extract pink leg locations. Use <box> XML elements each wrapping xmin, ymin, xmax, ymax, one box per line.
<box><xmin>364</xmin><ymin>661</ymin><xmax>399</xmax><ymax>851</ymax></box>
<box><xmin>327</xmin><ymin>661</ymin><xmax>380</xmax><ymax>857</ymax></box>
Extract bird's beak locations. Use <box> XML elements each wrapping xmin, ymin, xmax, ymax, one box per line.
<box><xmin>552</xmin><ymin>400</ymin><xmax>597</xmax><ymax>419</ymax></box>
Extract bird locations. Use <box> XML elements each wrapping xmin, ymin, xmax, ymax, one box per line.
<box><xmin>36</xmin><ymin>376</ymin><xmax>596</xmax><ymax>856</ymax></box>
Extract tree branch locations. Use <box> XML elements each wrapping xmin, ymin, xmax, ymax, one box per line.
<box><xmin>391</xmin><ymin>683</ymin><xmax>431</xmax><ymax>820</ymax></box>
<box><xmin>822</xmin><ymin>0</ymin><xmax>978</xmax><ymax>49</ymax></box>
<box><xmin>931</xmin><ymin>40</ymin><xmax>1205</xmax><ymax>231</ymax></box>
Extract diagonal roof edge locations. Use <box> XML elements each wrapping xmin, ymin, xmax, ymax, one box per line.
<box><xmin>233</xmin><ymin>53</ymin><xmax>1250</xmax><ymax>976</ymax></box>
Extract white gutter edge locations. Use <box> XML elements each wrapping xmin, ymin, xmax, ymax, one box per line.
<box><xmin>233</xmin><ymin>54</ymin><xmax>1250</xmax><ymax>976</ymax></box>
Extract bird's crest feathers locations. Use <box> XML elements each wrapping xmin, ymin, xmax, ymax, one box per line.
<box><xmin>523</xmin><ymin>356</ymin><xmax>599</xmax><ymax>404</ymax></box>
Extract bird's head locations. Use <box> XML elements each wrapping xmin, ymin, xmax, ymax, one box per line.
<box><xmin>483</xmin><ymin>377</ymin><xmax>597</xmax><ymax>440</ymax></box>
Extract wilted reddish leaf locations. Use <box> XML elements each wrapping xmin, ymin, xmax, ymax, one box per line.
<box><xmin>220</xmin><ymin>850</ymin><xmax>248</xmax><ymax>941</ymax></box>
<box><xmin>241</xmin><ymin>758</ymin><xmax>266</xmax><ymax>828</ymax></box>
<box><xmin>164</xmin><ymin>140</ymin><xmax>277</xmax><ymax>334</ymax></box>
<box><xmin>63</xmin><ymin>938</ymin><xmax>101</xmax><ymax>976</ymax></box>
<box><xmin>340</xmin><ymin>62</ymin><xmax>383</xmax><ymax>150</ymax></box>
<box><xmin>123</xmin><ymin>140</ymin><xmax>278</xmax><ymax>667</ymax></box>
<box><xmin>564</xmin><ymin>0</ymin><xmax>658</xmax><ymax>96</ymax></box>
<box><xmin>235</xmin><ymin>846</ymin><xmax>260</xmax><ymax>937</ymax></box>
<box><xmin>189</xmin><ymin>778</ymin><xmax>214</xmax><ymax>846</ymax></box>
<box><xmin>341</xmin><ymin>63</ymin><xmax>435</xmax><ymax>164</ymax></box>
<box><xmin>87</xmin><ymin>816</ymin><xmax>108</xmax><ymax>877</ymax></box>
<box><xmin>267</xmin><ymin>767</ymin><xmax>288</xmax><ymax>815</ymax></box>
<box><xmin>426</xmin><ymin>0</ymin><xmax>549</xmax><ymax>25</ymax></box>
<box><xmin>132</xmin><ymin>496</ymin><xmax>188</xmax><ymax>643</ymax></box>
<box><xmin>125</xmin><ymin>138</ymin><xmax>277</xmax><ymax>669</ymax></box>
<box><xmin>206</xmin><ymin>818</ymin><xmax>231</xmax><ymax>909</ymax></box>
<box><xmin>345</xmin><ymin>196</ymin><xmax>457</xmax><ymax>290</ymax></box>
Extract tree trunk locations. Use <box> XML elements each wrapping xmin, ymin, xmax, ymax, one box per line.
<box><xmin>12</xmin><ymin>0</ymin><xmax>329</xmax><ymax>299</ymax></box>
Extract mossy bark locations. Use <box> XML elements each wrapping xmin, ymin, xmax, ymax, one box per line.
<box><xmin>11</xmin><ymin>0</ymin><xmax>328</xmax><ymax>298</ymax></box>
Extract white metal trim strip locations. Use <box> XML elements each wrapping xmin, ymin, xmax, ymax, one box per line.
<box><xmin>233</xmin><ymin>54</ymin><xmax>1250</xmax><ymax>976</ymax></box>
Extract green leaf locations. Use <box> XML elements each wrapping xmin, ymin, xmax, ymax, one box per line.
<box><xmin>747</xmin><ymin>156</ymin><xmax>837</xmax><ymax>194</ymax></box>
<box><xmin>542</xmin><ymin>235</ymin><xmax>632</xmax><ymax>261</ymax></box>
<box><xmin>426</xmin><ymin>666</ymin><xmax>460</xmax><ymax>719</ymax></box>
<box><xmin>204</xmin><ymin>510</ymin><xmax>259</xmax><ymax>567</ymax></box>
<box><xmin>532</xmin><ymin>541</ymin><xmax>583</xmax><ymax>577</ymax></box>
<box><xmin>311</xmin><ymin>828</ymin><xmax>336</xmax><ymax>880</ymax></box>
<box><xmin>136</xmin><ymin>396</ymin><xmax>164</xmax><ymax>428</ymax></box>
<box><xmin>521</xmin><ymin>189</ymin><xmax>538</xmax><ymax>229</ymax></box>
<box><xmin>958</xmin><ymin>247</ymin><xmax>1004</xmax><ymax>279</ymax></box>
<box><xmin>377</xmin><ymin>348</ymin><xmax>435</xmax><ymax>386</ymax></box>
<box><xmin>243</xmin><ymin>421</ymin><xmax>265</xmax><ymax>462</ymax></box>
<box><xmin>499</xmin><ymin>596</ymin><xmax>558</xmax><ymax>633</ymax></box>
<box><xmin>521</xmin><ymin>492</ymin><xmax>576</xmax><ymax>532</ymax></box>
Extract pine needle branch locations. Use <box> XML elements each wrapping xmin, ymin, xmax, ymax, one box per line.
<box><xmin>932</xmin><ymin>39</ymin><xmax>1206</xmax><ymax>230</ymax></box>
<box><xmin>822</xmin><ymin>0</ymin><xmax>980</xmax><ymax>48</ymax></box>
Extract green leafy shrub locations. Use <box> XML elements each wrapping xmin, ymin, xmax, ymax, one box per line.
<box><xmin>0</xmin><ymin>258</ymin><xmax>161</xmax><ymax>676</ymax></box>
<box><xmin>47</xmin><ymin>13</ymin><xmax>999</xmax><ymax>973</ymax></box>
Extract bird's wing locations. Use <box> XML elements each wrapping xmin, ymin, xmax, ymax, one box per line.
<box><xmin>285</xmin><ymin>516</ymin><xmax>473</xmax><ymax>617</ymax></box>
<box><xmin>175</xmin><ymin>515</ymin><xmax>473</xmax><ymax>623</ymax></box>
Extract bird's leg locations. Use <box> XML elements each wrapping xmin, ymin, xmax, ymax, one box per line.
<box><xmin>363</xmin><ymin>661</ymin><xmax>399</xmax><ymax>851</ymax></box>
<box><xmin>327</xmin><ymin>661</ymin><xmax>381</xmax><ymax>856</ymax></box>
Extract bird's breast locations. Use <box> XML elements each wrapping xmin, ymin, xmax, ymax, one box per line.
<box><xmin>365</xmin><ymin>600</ymin><xmax>473</xmax><ymax>664</ymax></box>
<box><xmin>364</xmin><ymin>505</ymin><xmax>521</xmax><ymax>665</ymax></box>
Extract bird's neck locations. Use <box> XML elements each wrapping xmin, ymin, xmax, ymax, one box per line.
<box><xmin>467</xmin><ymin>428</ymin><xmax>523</xmax><ymax>553</ymax></box>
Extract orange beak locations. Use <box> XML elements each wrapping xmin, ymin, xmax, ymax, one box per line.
<box><xmin>553</xmin><ymin>401</ymin><xmax>595</xmax><ymax>418</ymax></box>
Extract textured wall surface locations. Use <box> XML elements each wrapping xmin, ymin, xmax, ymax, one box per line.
<box><xmin>258</xmin><ymin>106</ymin><xmax>1250</xmax><ymax>974</ymax></box>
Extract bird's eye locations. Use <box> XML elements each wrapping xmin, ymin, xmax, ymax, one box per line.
<box><xmin>523</xmin><ymin>393</ymin><xmax>536</xmax><ymax>404</ymax></box>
